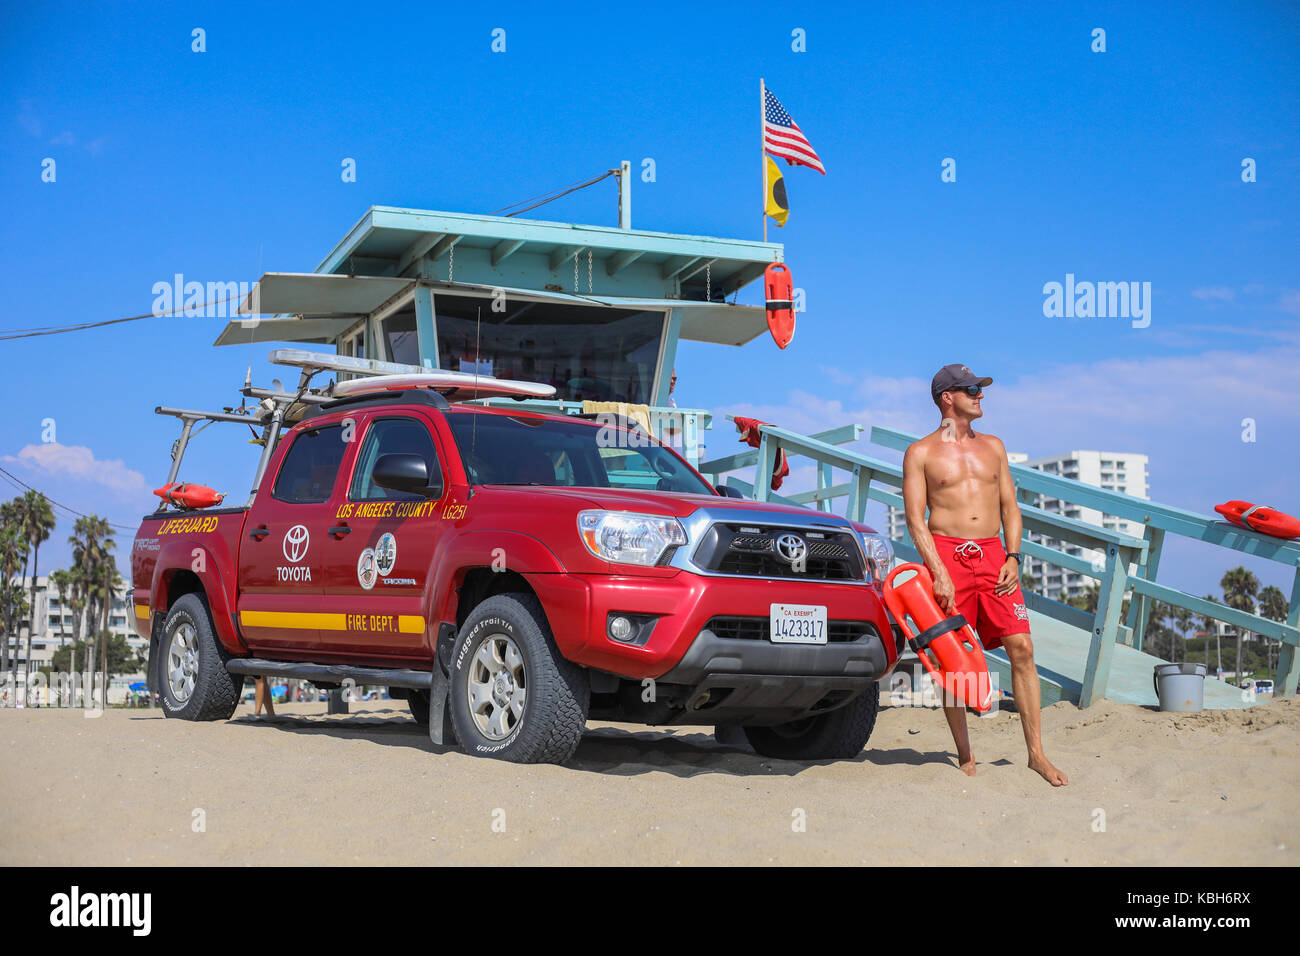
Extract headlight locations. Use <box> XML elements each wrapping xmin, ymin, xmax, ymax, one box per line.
<box><xmin>578</xmin><ymin>510</ymin><xmax>687</xmax><ymax>566</ymax></box>
<box><xmin>858</xmin><ymin>531</ymin><xmax>895</xmax><ymax>583</ymax></box>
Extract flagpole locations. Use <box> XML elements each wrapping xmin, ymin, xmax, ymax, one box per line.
<box><xmin>760</xmin><ymin>77</ymin><xmax>767</xmax><ymax>243</ymax></box>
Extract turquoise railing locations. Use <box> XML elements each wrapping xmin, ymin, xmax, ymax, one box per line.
<box><xmin>870</xmin><ymin>426</ymin><xmax>1300</xmax><ymax>698</ymax></box>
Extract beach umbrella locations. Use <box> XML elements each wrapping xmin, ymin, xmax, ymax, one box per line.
<box><xmin>129</xmin><ymin>682</ymin><xmax>147</xmax><ymax>692</ymax></box>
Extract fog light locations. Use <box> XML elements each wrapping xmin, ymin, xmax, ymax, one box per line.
<box><xmin>609</xmin><ymin>615</ymin><xmax>634</xmax><ymax>642</ymax></box>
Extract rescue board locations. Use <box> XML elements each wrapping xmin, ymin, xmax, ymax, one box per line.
<box><xmin>1214</xmin><ymin>500</ymin><xmax>1300</xmax><ymax>539</ymax></box>
<box><xmin>332</xmin><ymin>371</ymin><xmax>556</xmax><ymax>403</ymax></box>
<box><xmin>882</xmin><ymin>562</ymin><xmax>996</xmax><ymax>713</ymax></box>
<box><xmin>153</xmin><ymin>482</ymin><xmax>225</xmax><ymax>509</ymax></box>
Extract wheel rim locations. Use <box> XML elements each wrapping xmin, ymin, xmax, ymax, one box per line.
<box><xmin>466</xmin><ymin>632</ymin><xmax>526</xmax><ymax>741</ymax></box>
<box><xmin>167</xmin><ymin>621</ymin><xmax>199</xmax><ymax>703</ymax></box>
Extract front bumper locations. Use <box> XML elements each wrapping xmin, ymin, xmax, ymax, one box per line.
<box><xmin>524</xmin><ymin>568</ymin><xmax>898</xmax><ymax>682</ymax></box>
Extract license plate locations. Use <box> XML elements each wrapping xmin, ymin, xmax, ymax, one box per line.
<box><xmin>769</xmin><ymin>604</ymin><xmax>827</xmax><ymax>644</ymax></box>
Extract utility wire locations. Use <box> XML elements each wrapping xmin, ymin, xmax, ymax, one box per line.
<box><xmin>0</xmin><ymin>294</ymin><xmax>242</xmax><ymax>342</ymax></box>
<box><xmin>491</xmin><ymin>169</ymin><xmax>619</xmax><ymax>218</ymax></box>
<box><xmin>4</xmin><ymin>173</ymin><xmax>618</xmax><ymax>342</ymax></box>
<box><xmin>0</xmin><ymin>465</ymin><xmax>136</xmax><ymax>533</ymax></box>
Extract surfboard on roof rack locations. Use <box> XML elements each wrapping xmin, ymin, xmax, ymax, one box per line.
<box><xmin>267</xmin><ymin>348</ymin><xmax>556</xmax><ymax>403</ymax></box>
<box><xmin>332</xmin><ymin>371</ymin><xmax>556</xmax><ymax>403</ymax></box>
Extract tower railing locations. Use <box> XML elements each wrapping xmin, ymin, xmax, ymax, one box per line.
<box><xmin>699</xmin><ymin>418</ymin><xmax>1299</xmax><ymax>705</ymax></box>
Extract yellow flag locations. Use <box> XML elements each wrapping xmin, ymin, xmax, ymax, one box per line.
<box><xmin>765</xmin><ymin>155</ymin><xmax>789</xmax><ymax>227</ymax></box>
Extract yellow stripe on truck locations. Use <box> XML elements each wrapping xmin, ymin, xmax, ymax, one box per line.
<box><xmin>134</xmin><ymin>604</ymin><xmax>150</xmax><ymax>620</ymax></box>
<box><xmin>238</xmin><ymin>610</ymin><xmax>426</xmax><ymax>634</ymax></box>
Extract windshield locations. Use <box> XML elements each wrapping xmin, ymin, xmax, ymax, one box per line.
<box><xmin>445</xmin><ymin>412</ymin><xmax>715</xmax><ymax>495</ymax></box>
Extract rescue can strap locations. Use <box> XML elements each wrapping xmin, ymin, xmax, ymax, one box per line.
<box><xmin>909</xmin><ymin>614</ymin><xmax>969</xmax><ymax>652</ymax></box>
<box><xmin>765</xmin><ymin>299</ymin><xmax>794</xmax><ymax>309</ymax></box>
<box><xmin>1239</xmin><ymin>503</ymin><xmax>1270</xmax><ymax>532</ymax></box>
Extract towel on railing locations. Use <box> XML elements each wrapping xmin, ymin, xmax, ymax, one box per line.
<box><xmin>734</xmin><ymin>416</ymin><xmax>791</xmax><ymax>491</ymax></box>
<box><xmin>580</xmin><ymin>401</ymin><xmax>653</xmax><ymax>434</ymax></box>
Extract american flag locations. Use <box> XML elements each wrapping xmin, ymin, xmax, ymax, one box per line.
<box><xmin>763</xmin><ymin>88</ymin><xmax>825</xmax><ymax>175</ymax></box>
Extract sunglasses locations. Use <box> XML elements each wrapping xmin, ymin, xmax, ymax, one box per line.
<box><xmin>949</xmin><ymin>385</ymin><xmax>983</xmax><ymax>397</ymax></box>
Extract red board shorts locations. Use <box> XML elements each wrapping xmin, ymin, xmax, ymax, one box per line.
<box><xmin>931</xmin><ymin>535</ymin><xmax>1030</xmax><ymax>651</ymax></box>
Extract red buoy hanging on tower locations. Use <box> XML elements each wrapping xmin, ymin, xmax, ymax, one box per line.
<box><xmin>764</xmin><ymin>262</ymin><xmax>795</xmax><ymax>349</ymax></box>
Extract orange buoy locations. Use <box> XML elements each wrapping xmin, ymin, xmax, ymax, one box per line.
<box><xmin>763</xmin><ymin>262</ymin><xmax>795</xmax><ymax>349</ymax></box>
<box><xmin>883</xmin><ymin>563</ymin><xmax>995</xmax><ymax>712</ymax></box>
<box><xmin>153</xmin><ymin>482</ymin><xmax>225</xmax><ymax>509</ymax></box>
<box><xmin>1214</xmin><ymin>501</ymin><xmax>1300</xmax><ymax>539</ymax></box>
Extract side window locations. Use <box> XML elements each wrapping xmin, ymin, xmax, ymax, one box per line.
<box><xmin>349</xmin><ymin>418</ymin><xmax>443</xmax><ymax>501</ymax></box>
<box><xmin>272</xmin><ymin>425</ymin><xmax>348</xmax><ymax>503</ymax></box>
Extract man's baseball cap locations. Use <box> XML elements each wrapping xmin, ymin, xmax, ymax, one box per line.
<box><xmin>931</xmin><ymin>363</ymin><xmax>993</xmax><ymax>402</ymax></box>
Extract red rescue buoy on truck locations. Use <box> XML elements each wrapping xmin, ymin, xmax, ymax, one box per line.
<box><xmin>883</xmin><ymin>562</ymin><xmax>995</xmax><ymax>712</ymax></box>
<box><xmin>153</xmin><ymin>482</ymin><xmax>225</xmax><ymax>509</ymax></box>
<box><xmin>764</xmin><ymin>262</ymin><xmax>795</xmax><ymax>349</ymax></box>
<box><xmin>1214</xmin><ymin>500</ymin><xmax>1300</xmax><ymax>539</ymax></box>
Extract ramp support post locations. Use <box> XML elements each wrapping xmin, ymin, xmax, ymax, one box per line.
<box><xmin>1080</xmin><ymin>544</ymin><xmax>1129</xmax><ymax>707</ymax></box>
<box><xmin>1276</xmin><ymin>568</ymin><xmax>1300</xmax><ymax>698</ymax></box>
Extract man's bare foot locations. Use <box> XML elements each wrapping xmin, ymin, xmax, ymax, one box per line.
<box><xmin>957</xmin><ymin>753</ymin><xmax>977</xmax><ymax>776</ymax></box>
<box><xmin>1028</xmin><ymin>754</ymin><xmax>1068</xmax><ymax>786</ymax></box>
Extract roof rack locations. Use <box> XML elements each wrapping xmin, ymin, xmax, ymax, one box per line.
<box><xmin>301</xmin><ymin>389</ymin><xmax>452</xmax><ymax>418</ymax></box>
<box><xmin>153</xmin><ymin>347</ymin><xmax>554</xmax><ymax>511</ymax></box>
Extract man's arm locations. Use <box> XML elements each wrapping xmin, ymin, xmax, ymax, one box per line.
<box><xmin>994</xmin><ymin>438</ymin><xmax>1023</xmax><ymax>596</ymax></box>
<box><xmin>902</xmin><ymin>441</ymin><xmax>956</xmax><ymax>614</ymax></box>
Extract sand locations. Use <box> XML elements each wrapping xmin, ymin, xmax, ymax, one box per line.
<box><xmin>2</xmin><ymin>694</ymin><xmax>1295</xmax><ymax>866</ymax></box>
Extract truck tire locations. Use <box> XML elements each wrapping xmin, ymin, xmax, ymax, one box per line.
<box><xmin>742</xmin><ymin>683</ymin><xmax>880</xmax><ymax>760</ymax></box>
<box><xmin>158</xmin><ymin>592</ymin><xmax>241</xmax><ymax>721</ymax></box>
<box><xmin>448</xmin><ymin>593</ymin><xmax>588</xmax><ymax>764</ymax></box>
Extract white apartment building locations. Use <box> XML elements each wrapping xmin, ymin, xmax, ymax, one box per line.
<box><xmin>3</xmin><ymin>573</ymin><xmax>144</xmax><ymax>701</ymax></box>
<box><xmin>886</xmin><ymin>450</ymin><xmax>1149</xmax><ymax>602</ymax></box>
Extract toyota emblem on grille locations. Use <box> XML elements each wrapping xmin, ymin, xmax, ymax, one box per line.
<box><xmin>774</xmin><ymin>533</ymin><xmax>807</xmax><ymax>566</ymax></box>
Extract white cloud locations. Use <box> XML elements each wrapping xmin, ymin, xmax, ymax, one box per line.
<box><xmin>1277</xmin><ymin>290</ymin><xmax>1300</xmax><ymax>317</ymax></box>
<box><xmin>1191</xmin><ymin>286</ymin><xmax>1235</xmax><ymax>302</ymax></box>
<box><xmin>3</xmin><ymin>443</ymin><xmax>149</xmax><ymax>499</ymax></box>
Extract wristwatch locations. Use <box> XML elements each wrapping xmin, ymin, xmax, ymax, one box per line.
<box><xmin>1006</xmin><ymin>552</ymin><xmax>1021</xmax><ymax>564</ymax></box>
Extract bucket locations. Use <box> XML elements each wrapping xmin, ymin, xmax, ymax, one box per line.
<box><xmin>1153</xmin><ymin>662</ymin><xmax>1208</xmax><ymax>712</ymax></box>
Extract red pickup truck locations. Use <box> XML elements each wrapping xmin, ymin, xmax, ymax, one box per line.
<box><xmin>133</xmin><ymin>368</ymin><xmax>899</xmax><ymax>764</ymax></box>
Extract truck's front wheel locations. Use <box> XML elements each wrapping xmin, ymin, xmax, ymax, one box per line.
<box><xmin>742</xmin><ymin>683</ymin><xmax>880</xmax><ymax>760</ymax></box>
<box><xmin>158</xmin><ymin>593</ymin><xmax>241</xmax><ymax>721</ymax></box>
<box><xmin>449</xmin><ymin>594</ymin><xmax>588</xmax><ymax>764</ymax></box>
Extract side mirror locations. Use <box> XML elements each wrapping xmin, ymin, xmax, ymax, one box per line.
<box><xmin>373</xmin><ymin>454</ymin><xmax>443</xmax><ymax>499</ymax></box>
<box><xmin>716</xmin><ymin>484</ymin><xmax>747</xmax><ymax>499</ymax></box>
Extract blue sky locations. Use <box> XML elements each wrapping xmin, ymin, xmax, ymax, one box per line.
<box><xmin>2</xmin><ymin>1</ymin><xmax>1297</xmax><ymax>604</ymax></box>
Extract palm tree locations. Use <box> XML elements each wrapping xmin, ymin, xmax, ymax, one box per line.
<box><xmin>1198</xmin><ymin>594</ymin><xmax>1220</xmax><ymax>672</ymax></box>
<box><xmin>1168</xmin><ymin>605</ymin><xmax>1193</xmax><ymax>665</ymax></box>
<box><xmin>0</xmin><ymin>511</ymin><xmax>27</xmax><ymax>694</ymax></box>
<box><xmin>1258</xmin><ymin>585</ymin><xmax>1289</xmax><ymax>684</ymax></box>
<box><xmin>1154</xmin><ymin>600</ymin><xmax>1175</xmax><ymax>660</ymax></box>
<box><xmin>69</xmin><ymin>516</ymin><xmax>115</xmax><ymax>705</ymax></box>
<box><xmin>49</xmin><ymin>568</ymin><xmax>72</xmax><ymax>705</ymax></box>
<box><xmin>1221</xmin><ymin>566</ymin><xmax>1260</xmax><ymax>683</ymax></box>
<box><xmin>19</xmin><ymin>491</ymin><xmax>56</xmax><ymax>699</ymax></box>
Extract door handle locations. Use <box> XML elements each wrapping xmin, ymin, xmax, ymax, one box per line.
<box><xmin>329</xmin><ymin>525</ymin><xmax>352</xmax><ymax>537</ymax></box>
<box><xmin>250</xmin><ymin>527</ymin><xmax>270</xmax><ymax>540</ymax></box>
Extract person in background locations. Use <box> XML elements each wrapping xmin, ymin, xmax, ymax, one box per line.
<box><xmin>253</xmin><ymin>675</ymin><xmax>276</xmax><ymax>717</ymax></box>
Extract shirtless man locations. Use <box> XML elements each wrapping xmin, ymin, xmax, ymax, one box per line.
<box><xmin>901</xmin><ymin>364</ymin><xmax>1068</xmax><ymax>787</ymax></box>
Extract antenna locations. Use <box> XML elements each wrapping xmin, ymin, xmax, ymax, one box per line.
<box><xmin>467</xmin><ymin>305</ymin><xmax>481</xmax><ymax>498</ymax></box>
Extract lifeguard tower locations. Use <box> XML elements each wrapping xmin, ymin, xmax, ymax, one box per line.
<box><xmin>216</xmin><ymin>166</ymin><xmax>782</xmax><ymax>464</ymax></box>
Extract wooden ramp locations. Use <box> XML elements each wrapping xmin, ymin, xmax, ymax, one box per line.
<box><xmin>986</xmin><ymin>609</ymin><xmax>1251</xmax><ymax>710</ymax></box>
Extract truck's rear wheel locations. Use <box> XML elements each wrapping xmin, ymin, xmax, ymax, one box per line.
<box><xmin>159</xmin><ymin>593</ymin><xmax>241</xmax><ymax>721</ymax></box>
<box><xmin>448</xmin><ymin>593</ymin><xmax>588</xmax><ymax>764</ymax></box>
<box><xmin>742</xmin><ymin>683</ymin><xmax>879</xmax><ymax>760</ymax></box>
